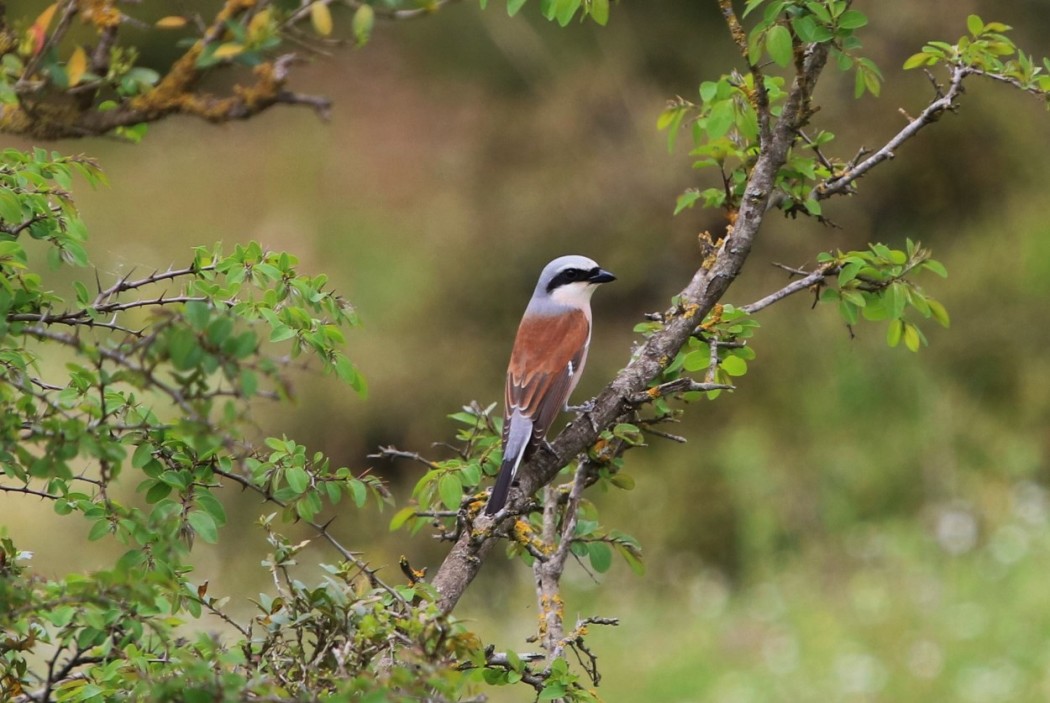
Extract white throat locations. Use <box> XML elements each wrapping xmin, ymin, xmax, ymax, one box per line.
<box><xmin>548</xmin><ymin>281</ymin><xmax>597</xmax><ymax>311</ymax></box>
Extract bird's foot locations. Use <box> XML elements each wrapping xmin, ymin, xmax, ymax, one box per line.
<box><xmin>564</xmin><ymin>400</ymin><xmax>600</xmax><ymax>432</ymax></box>
<box><xmin>565</xmin><ymin>399</ymin><xmax>595</xmax><ymax>414</ymax></box>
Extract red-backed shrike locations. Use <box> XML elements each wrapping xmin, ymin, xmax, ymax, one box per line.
<box><xmin>484</xmin><ymin>255</ymin><xmax>616</xmax><ymax>515</ymax></box>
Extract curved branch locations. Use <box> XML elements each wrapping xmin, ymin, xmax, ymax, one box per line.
<box><xmin>429</xmin><ymin>41</ymin><xmax>832</xmax><ymax>615</ymax></box>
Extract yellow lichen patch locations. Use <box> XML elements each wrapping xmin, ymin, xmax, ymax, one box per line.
<box><xmin>539</xmin><ymin>593</ymin><xmax>565</xmax><ymax>617</ymax></box>
<box><xmin>0</xmin><ymin>106</ymin><xmax>34</xmax><ymax>135</ymax></box>
<box><xmin>698</xmin><ymin>230</ymin><xmax>723</xmax><ymax>270</ymax></box>
<box><xmin>234</xmin><ymin>62</ymin><xmax>281</xmax><ymax>108</ymax></box>
<box><xmin>512</xmin><ymin>519</ymin><xmax>551</xmax><ymax>555</ymax></box>
<box><xmin>0</xmin><ymin>31</ymin><xmax>16</xmax><ymax>56</ymax></box>
<box><xmin>79</xmin><ymin>0</ymin><xmax>121</xmax><ymax>30</ymax></box>
<box><xmin>512</xmin><ymin>518</ymin><xmax>532</xmax><ymax>542</ymax></box>
<box><xmin>700</xmin><ymin>303</ymin><xmax>724</xmax><ymax>330</ymax></box>
<box><xmin>680</xmin><ymin>302</ymin><xmax>701</xmax><ymax>321</ymax></box>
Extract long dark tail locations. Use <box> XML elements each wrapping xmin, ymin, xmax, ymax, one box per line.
<box><xmin>485</xmin><ymin>458</ymin><xmax>516</xmax><ymax>515</ymax></box>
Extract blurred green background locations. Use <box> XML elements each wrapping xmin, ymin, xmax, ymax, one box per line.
<box><xmin>4</xmin><ymin>0</ymin><xmax>1050</xmax><ymax>700</ymax></box>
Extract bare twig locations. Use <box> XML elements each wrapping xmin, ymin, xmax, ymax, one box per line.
<box><xmin>368</xmin><ymin>446</ymin><xmax>440</xmax><ymax>470</ymax></box>
<box><xmin>741</xmin><ymin>264</ymin><xmax>837</xmax><ymax>314</ymax></box>
<box><xmin>630</xmin><ymin>378</ymin><xmax>733</xmax><ymax>404</ymax></box>
<box><xmin>814</xmin><ymin>64</ymin><xmax>970</xmax><ymax>200</ymax></box>
<box><xmin>208</xmin><ymin>463</ymin><xmax>406</xmax><ymax>606</ymax></box>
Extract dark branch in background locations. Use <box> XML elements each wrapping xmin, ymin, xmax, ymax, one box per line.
<box><xmin>0</xmin><ymin>0</ymin><xmax>459</xmax><ymax>140</ymax></box>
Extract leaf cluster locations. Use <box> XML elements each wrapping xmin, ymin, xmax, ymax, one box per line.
<box><xmin>486</xmin><ymin>0</ymin><xmax>612</xmax><ymax>27</ymax></box>
<box><xmin>660</xmin><ymin>2</ymin><xmax>886</xmax><ymax>222</ymax></box>
<box><xmin>0</xmin><ymin>148</ymin><xmax>486</xmax><ymax>701</ymax></box>
<box><xmin>904</xmin><ymin>15</ymin><xmax>1050</xmax><ymax>102</ymax></box>
<box><xmin>817</xmin><ymin>239</ymin><xmax>949</xmax><ymax>352</ymax></box>
<box><xmin>744</xmin><ymin>0</ymin><xmax>880</xmax><ymax>97</ymax></box>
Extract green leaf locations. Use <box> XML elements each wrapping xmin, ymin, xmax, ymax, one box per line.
<box><xmin>903</xmin><ymin>52</ymin><xmax>934</xmax><ymax>70</ymax></box>
<box><xmin>682</xmin><ymin>348</ymin><xmax>709</xmax><ymax>373</ymax></box>
<box><xmin>886</xmin><ymin>318</ymin><xmax>904</xmax><ymax>347</ymax></box>
<box><xmin>285</xmin><ymin>466</ymin><xmax>310</xmax><ymax>494</ymax></box>
<box><xmin>168</xmin><ymin>328</ymin><xmax>202</xmax><ymax>370</ymax></box>
<box><xmin>87</xmin><ymin>519</ymin><xmax>110</xmax><ymax>541</ymax></box>
<box><xmin>0</xmin><ymin>189</ymin><xmax>23</xmax><ymax>223</ymax></box>
<box><xmin>438</xmin><ymin>473</ymin><xmax>462</xmax><ymax>510</ymax></box>
<box><xmin>588</xmin><ymin>541</ymin><xmax>613</xmax><ymax>573</ymax></box>
<box><xmin>922</xmin><ymin>259</ymin><xmax>948</xmax><ymax>277</ymax></box>
<box><xmin>73</xmin><ymin>280</ymin><xmax>90</xmax><ymax>305</ymax></box>
<box><xmin>903</xmin><ymin>322</ymin><xmax>922</xmax><ymax>352</ymax></box>
<box><xmin>539</xmin><ymin>684</ymin><xmax>568</xmax><ymax>701</ymax></box>
<box><xmin>195</xmin><ymin>491</ymin><xmax>227</xmax><ymax>526</ymax></box>
<box><xmin>705</xmin><ymin>100</ymin><xmax>735</xmax><ymax>139</ymax></box>
<box><xmin>132</xmin><ymin>442</ymin><xmax>154</xmax><ymax>469</ymax></box>
<box><xmin>658</xmin><ymin>106</ymin><xmax>686</xmax><ymax>151</ymax></box>
<box><xmin>839</xmin><ymin>299</ymin><xmax>858</xmax><ymax>325</ymax></box>
<box><xmin>617</xmin><ymin>543</ymin><xmax>645</xmax><ymax>575</ymax></box>
<box><xmin>720</xmin><ymin>354</ymin><xmax>748</xmax><ymax>377</ymax></box>
<box><xmin>187</xmin><ymin>510</ymin><xmax>219</xmax><ymax>543</ymax></box>
<box><xmin>507</xmin><ymin>0</ymin><xmax>527</xmax><ymax>16</ymax></box>
<box><xmin>886</xmin><ymin>283</ymin><xmax>907</xmax><ymax>319</ymax></box>
<box><xmin>837</xmin><ymin>10</ymin><xmax>868</xmax><ymax>29</ymax></box>
<box><xmin>674</xmin><ymin>190</ymin><xmax>701</xmax><ymax>215</ymax></box>
<box><xmin>352</xmin><ymin>4</ymin><xmax>375</xmax><ymax>45</ymax></box>
<box><xmin>269</xmin><ymin>324</ymin><xmax>296</xmax><ymax>343</ymax></box>
<box><xmin>389</xmin><ymin>506</ymin><xmax>416</xmax><ymax>531</ymax></box>
<box><xmin>555</xmin><ymin>0</ymin><xmax>581</xmax><ymax>26</ymax></box>
<box><xmin>766</xmin><ymin>24</ymin><xmax>793</xmax><ymax>67</ymax></box>
<box><xmin>840</xmin><ymin>289</ymin><xmax>866</xmax><ymax>307</ymax></box>
<box><xmin>967</xmin><ymin>14</ymin><xmax>984</xmax><ymax>37</ymax></box>
<box><xmin>348</xmin><ymin>478</ymin><xmax>367</xmax><ymax>507</ymax></box>
<box><xmin>185</xmin><ymin>300</ymin><xmax>210</xmax><ymax>330</ymax></box>
<box><xmin>334</xmin><ymin>353</ymin><xmax>367</xmax><ymax>396</ymax></box>
<box><xmin>145</xmin><ymin>481</ymin><xmax>172</xmax><ymax>504</ymax></box>
<box><xmin>742</xmin><ymin>0</ymin><xmax>765</xmax><ymax>18</ymax></box>
<box><xmin>589</xmin><ymin>0</ymin><xmax>609</xmax><ymax>25</ymax></box>
<box><xmin>928</xmin><ymin>298</ymin><xmax>950</xmax><ymax>327</ymax></box>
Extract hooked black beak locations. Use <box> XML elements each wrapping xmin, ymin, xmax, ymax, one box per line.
<box><xmin>589</xmin><ymin>268</ymin><xmax>616</xmax><ymax>284</ymax></box>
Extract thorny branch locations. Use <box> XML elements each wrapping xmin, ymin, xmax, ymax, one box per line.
<box><xmin>428</xmin><ymin>14</ymin><xmax>835</xmax><ymax>616</ymax></box>
<box><xmin>210</xmin><ymin>462</ymin><xmax>406</xmax><ymax>606</ymax></box>
<box><xmin>429</xmin><ymin>22</ymin><xmax>1022</xmax><ymax>625</ymax></box>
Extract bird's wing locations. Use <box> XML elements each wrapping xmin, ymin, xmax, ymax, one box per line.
<box><xmin>505</xmin><ymin>308</ymin><xmax>591</xmax><ymax>450</ymax></box>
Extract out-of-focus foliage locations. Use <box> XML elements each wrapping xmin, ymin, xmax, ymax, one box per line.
<box><xmin>0</xmin><ymin>148</ymin><xmax>489</xmax><ymax>701</ymax></box>
<box><xmin>0</xmin><ymin>0</ymin><xmax>612</xmax><ymax>140</ymax></box>
<box><xmin>1</xmin><ymin>0</ymin><xmax>1049</xmax><ymax>701</ymax></box>
<box><xmin>904</xmin><ymin>15</ymin><xmax>1050</xmax><ymax>100</ymax></box>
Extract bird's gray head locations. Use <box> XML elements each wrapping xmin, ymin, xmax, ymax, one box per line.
<box><xmin>531</xmin><ymin>254</ymin><xmax>616</xmax><ymax>310</ymax></box>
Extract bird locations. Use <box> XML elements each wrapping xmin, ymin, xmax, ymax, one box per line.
<box><xmin>484</xmin><ymin>255</ymin><xmax>616</xmax><ymax>515</ymax></box>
